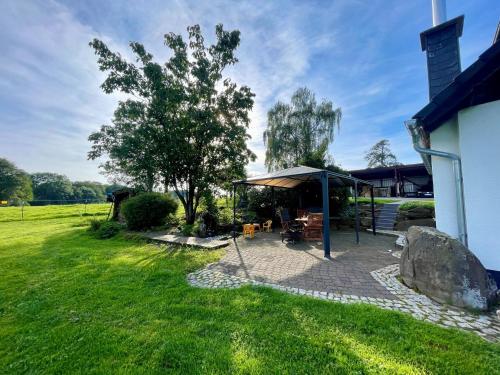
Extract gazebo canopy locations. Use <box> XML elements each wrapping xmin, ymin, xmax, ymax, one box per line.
<box><xmin>232</xmin><ymin>166</ymin><xmax>377</xmax><ymax>258</ymax></box>
<box><xmin>234</xmin><ymin>166</ymin><xmax>372</xmax><ymax>189</ymax></box>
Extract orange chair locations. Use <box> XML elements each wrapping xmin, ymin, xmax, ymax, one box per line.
<box><xmin>243</xmin><ymin>224</ymin><xmax>255</xmax><ymax>238</ymax></box>
<box><xmin>303</xmin><ymin>213</ymin><xmax>323</xmax><ymax>241</ymax></box>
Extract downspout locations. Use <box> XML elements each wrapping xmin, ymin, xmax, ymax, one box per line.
<box><xmin>404</xmin><ymin>119</ymin><xmax>468</xmax><ymax>247</ymax></box>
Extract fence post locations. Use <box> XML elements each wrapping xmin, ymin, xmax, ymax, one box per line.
<box><xmin>21</xmin><ymin>201</ymin><xmax>24</xmax><ymax>221</ymax></box>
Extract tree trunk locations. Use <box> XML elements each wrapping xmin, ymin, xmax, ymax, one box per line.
<box><xmin>185</xmin><ymin>203</ymin><xmax>196</xmax><ymax>224</ymax></box>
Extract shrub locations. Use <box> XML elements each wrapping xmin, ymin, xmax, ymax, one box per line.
<box><xmin>96</xmin><ymin>221</ymin><xmax>122</xmax><ymax>239</ymax></box>
<box><xmin>218</xmin><ymin>206</ymin><xmax>234</xmax><ymax>226</ymax></box>
<box><xmin>89</xmin><ymin>218</ymin><xmax>102</xmax><ymax>232</ymax></box>
<box><xmin>181</xmin><ymin>223</ymin><xmax>194</xmax><ymax>236</ymax></box>
<box><xmin>399</xmin><ymin>201</ymin><xmax>435</xmax><ymax>211</ymax></box>
<box><xmin>88</xmin><ymin>219</ymin><xmax>122</xmax><ymax>239</ymax></box>
<box><xmin>121</xmin><ymin>192</ymin><xmax>178</xmax><ymax>230</ymax></box>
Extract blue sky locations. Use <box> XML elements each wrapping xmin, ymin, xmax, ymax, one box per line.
<box><xmin>1</xmin><ymin>0</ymin><xmax>499</xmax><ymax>182</ymax></box>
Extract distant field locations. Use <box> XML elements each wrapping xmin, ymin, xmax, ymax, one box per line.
<box><xmin>0</xmin><ymin>203</ymin><xmax>110</xmax><ymax>222</ymax></box>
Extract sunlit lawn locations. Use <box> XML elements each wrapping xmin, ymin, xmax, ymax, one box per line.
<box><xmin>0</xmin><ymin>203</ymin><xmax>110</xmax><ymax>222</ymax></box>
<box><xmin>0</xmin><ymin>205</ymin><xmax>499</xmax><ymax>374</ymax></box>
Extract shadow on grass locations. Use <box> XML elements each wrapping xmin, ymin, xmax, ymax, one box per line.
<box><xmin>1</xmin><ymin>226</ymin><xmax>499</xmax><ymax>374</ymax></box>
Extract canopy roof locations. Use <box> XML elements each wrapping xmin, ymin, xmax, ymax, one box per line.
<box><xmin>234</xmin><ymin>166</ymin><xmax>372</xmax><ymax>189</ymax></box>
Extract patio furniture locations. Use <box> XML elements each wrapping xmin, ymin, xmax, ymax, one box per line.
<box><xmin>278</xmin><ymin>209</ymin><xmax>302</xmax><ymax>231</ymax></box>
<box><xmin>232</xmin><ymin>166</ymin><xmax>378</xmax><ymax>258</ymax></box>
<box><xmin>262</xmin><ymin>220</ymin><xmax>272</xmax><ymax>232</ymax></box>
<box><xmin>297</xmin><ymin>209</ymin><xmax>309</xmax><ymax>218</ymax></box>
<box><xmin>280</xmin><ymin>228</ymin><xmax>302</xmax><ymax>243</ymax></box>
<box><xmin>243</xmin><ymin>224</ymin><xmax>255</xmax><ymax>239</ymax></box>
<box><xmin>253</xmin><ymin>223</ymin><xmax>262</xmax><ymax>232</ymax></box>
<box><xmin>279</xmin><ymin>209</ymin><xmax>303</xmax><ymax>243</ymax></box>
<box><xmin>303</xmin><ymin>213</ymin><xmax>323</xmax><ymax>241</ymax></box>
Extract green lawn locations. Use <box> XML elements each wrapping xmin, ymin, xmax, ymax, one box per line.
<box><xmin>399</xmin><ymin>201</ymin><xmax>435</xmax><ymax>211</ymax></box>
<box><xmin>349</xmin><ymin>197</ymin><xmax>395</xmax><ymax>205</ymax></box>
<box><xmin>0</xmin><ymin>203</ymin><xmax>111</xmax><ymax>222</ymax></box>
<box><xmin>1</xmin><ymin>206</ymin><xmax>499</xmax><ymax>374</ymax></box>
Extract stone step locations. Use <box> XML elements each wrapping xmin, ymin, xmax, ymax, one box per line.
<box><xmin>379</xmin><ymin>210</ymin><xmax>398</xmax><ymax>215</ymax></box>
<box><xmin>377</xmin><ymin>221</ymin><xmax>396</xmax><ymax>226</ymax></box>
<box><xmin>378</xmin><ymin>214</ymin><xmax>397</xmax><ymax>219</ymax></box>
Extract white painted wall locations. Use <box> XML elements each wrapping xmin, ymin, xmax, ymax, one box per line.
<box><xmin>429</xmin><ymin>116</ymin><xmax>460</xmax><ymax>238</ymax></box>
<box><xmin>429</xmin><ymin>100</ymin><xmax>500</xmax><ymax>271</ymax></box>
<box><xmin>458</xmin><ymin>100</ymin><xmax>500</xmax><ymax>271</ymax></box>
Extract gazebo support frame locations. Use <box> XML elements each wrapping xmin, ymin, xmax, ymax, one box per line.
<box><xmin>231</xmin><ymin>166</ymin><xmax>376</xmax><ymax>258</ymax></box>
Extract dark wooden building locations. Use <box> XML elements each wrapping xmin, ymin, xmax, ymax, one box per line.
<box><xmin>349</xmin><ymin>163</ymin><xmax>433</xmax><ymax>198</ymax></box>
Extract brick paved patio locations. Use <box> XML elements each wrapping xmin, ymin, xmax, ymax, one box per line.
<box><xmin>206</xmin><ymin>230</ymin><xmax>398</xmax><ymax>299</ymax></box>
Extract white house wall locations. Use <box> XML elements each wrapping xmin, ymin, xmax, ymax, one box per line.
<box><xmin>458</xmin><ymin>100</ymin><xmax>500</xmax><ymax>270</ymax></box>
<box><xmin>429</xmin><ymin>116</ymin><xmax>460</xmax><ymax>239</ymax></box>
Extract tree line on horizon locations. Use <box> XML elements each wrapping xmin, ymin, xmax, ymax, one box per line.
<box><xmin>0</xmin><ymin>157</ymin><xmax>124</xmax><ymax>205</ymax></box>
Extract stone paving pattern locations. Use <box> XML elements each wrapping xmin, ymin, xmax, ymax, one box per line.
<box><xmin>187</xmin><ymin>231</ymin><xmax>500</xmax><ymax>342</ymax></box>
<box><xmin>206</xmin><ymin>231</ymin><xmax>397</xmax><ymax>299</ymax></box>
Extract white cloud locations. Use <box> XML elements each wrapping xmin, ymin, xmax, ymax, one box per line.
<box><xmin>1</xmin><ymin>0</ymin><xmax>498</xmax><ymax>182</ymax></box>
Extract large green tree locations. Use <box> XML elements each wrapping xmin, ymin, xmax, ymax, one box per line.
<box><xmin>72</xmin><ymin>181</ymin><xmax>106</xmax><ymax>201</ymax></box>
<box><xmin>263</xmin><ymin>87</ymin><xmax>342</xmax><ymax>171</ymax></box>
<box><xmin>364</xmin><ymin>139</ymin><xmax>399</xmax><ymax>168</ymax></box>
<box><xmin>0</xmin><ymin>158</ymin><xmax>32</xmax><ymax>201</ymax></box>
<box><xmin>31</xmin><ymin>173</ymin><xmax>73</xmax><ymax>201</ymax></box>
<box><xmin>88</xmin><ymin>24</ymin><xmax>255</xmax><ymax>224</ymax></box>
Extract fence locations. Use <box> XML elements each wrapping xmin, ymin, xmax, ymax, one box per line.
<box><xmin>0</xmin><ymin>200</ymin><xmax>112</xmax><ymax>222</ymax></box>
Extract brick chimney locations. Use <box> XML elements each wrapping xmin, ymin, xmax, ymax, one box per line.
<box><xmin>420</xmin><ymin>15</ymin><xmax>464</xmax><ymax>99</ymax></box>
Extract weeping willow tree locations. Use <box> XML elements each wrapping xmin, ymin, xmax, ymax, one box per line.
<box><xmin>263</xmin><ymin>87</ymin><xmax>342</xmax><ymax>171</ymax></box>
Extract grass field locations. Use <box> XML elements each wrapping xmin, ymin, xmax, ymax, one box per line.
<box><xmin>1</xmin><ymin>205</ymin><xmax>499</xmax><ymax>374</ymax></box>
<box><xmin>0</xmin><ymin>203</ymin><xmax>111</xmax><ymax>222</ymax></box>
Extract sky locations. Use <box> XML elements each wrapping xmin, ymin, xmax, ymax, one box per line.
<box><xmin>1</xmin><ymin>0</ymin><xmax>499</xmax><ymax>182</ymax></box>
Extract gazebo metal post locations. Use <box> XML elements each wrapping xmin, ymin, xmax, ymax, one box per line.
<box><xmin>370</xmin><ymin>186</ymin><xmax>376</xmax><ymax>235</ymax></box>
<box><xmin>232</xmin><ymin>183</ymin><xmax>237</xmax><ymax>239</ymax></box>
<box><xmin>271</xmin><ymin>186</ymin><xmax>276</xmax><ymax>232</ymax></box>
<box><xmin>354</xmin><ymin>181</ymin><xmax>360</xmax><ymax>244</ymax></box>
<box><xmin>321</xmin><ymin>172</ymin><xmax>331</xmax><ymax>258</ymax></box>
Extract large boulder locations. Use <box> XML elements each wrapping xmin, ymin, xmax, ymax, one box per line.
<box><xmin>400</xmin><ymin>226</ymin><xmax>498</xmax><ymax>311</ymax></box>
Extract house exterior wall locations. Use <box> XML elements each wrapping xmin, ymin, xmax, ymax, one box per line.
<box><xmin>429</xmin><ymin>116</ymin><xmax>460</xmax><ymax>238</ymax></box>
<box><xmin>458</xmin><ymin>100</ymin><xmax>500</xmax><ymax>271</ymax></box>
<box><xmin>429</xmin><ymin>100</ymin><xmax>500</xmax><ymax>271</ymax></box>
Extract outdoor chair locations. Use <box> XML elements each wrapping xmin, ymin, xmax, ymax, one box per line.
<box><xmin>303</xmin><ymin>213</ymin><xmax>323</xmax><ymax>241</ymax></box>
<box><xmin>262</xmin><ymin>220</ymin><xmax>272</xmax><ymax>232</ymax></box>
<box><xmin>279</xmin><ymin>209</ymin><xmax>303</xmax><ymax>243</ymax></box>
<box><xmin>278</xmin><ymin>208</ymin><xmax>300</xmax><ymax>231</ymax></box>
<box><xmin>242</xmin><ymin>224</ymin><xmax>255</xmax><ymax>239</ymax></box>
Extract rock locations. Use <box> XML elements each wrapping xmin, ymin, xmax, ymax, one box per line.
<box><xmin>400</xmin><ymin>226</ymin><xmax>498</xmax><ymax>311</ymax></box>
